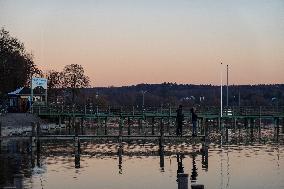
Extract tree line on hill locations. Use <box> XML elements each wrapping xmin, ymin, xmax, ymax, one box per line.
<box><xmin>1</xmin><ymin>27</ymin><xmax>283</xmax><ymax>108</ymax></box>
<box><xmin>62</xmin><ymin>83</ymin><xmax>283</xmax><ymax>108</ymax></box>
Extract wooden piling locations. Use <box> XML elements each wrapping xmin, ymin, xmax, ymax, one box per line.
<box><xmin>75</xmin><ymin>122</ymin><xmax>79</xmax><ymax>137</ymax></box>
<box><xmin>80</xmin><ymin>117</ymin><xmax>84</xmax><ymax>135</ymax></box>
<box><xmin>119</xmin><ymin>118</ymin><xmax>123</xmax><ymax>141</ymax></box>
<box><xmin>31</xmin><ymin>122</ymin><xmax>36</xmax><ymax>148</ymax></box>
<box><xmin>152</xmin><ymin>117</ymin><xmax>155</xmax><ymax>135</ymax></box>
<box><xmin>276</xmin><ymin>118</ymin><xmax>280</xmax><ymax>139</ymax></box>
<box><xmin>159</xmin><ymin>118</ymin><xmax>164</xmax><ymax>149</ymax></box>
<box><xmin>282</xmin><ymin>118</ymin><xmax>284</xmax><ymax>134</ymax></box>
<box><xmin>127</xmin><ymin>117</ymin><xmax>131</xmax><ymax>135</ymax></box>
<box><xmin>104</xmin><ymin>117</ymin><xmax>108</xmax><ymax>135</ymax></box>
<box><xmin>0</xmin><ymin>121</ymin><xmax>2</xmax><ymax>153</ymax></box>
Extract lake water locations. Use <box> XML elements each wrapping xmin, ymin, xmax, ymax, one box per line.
<box><xmin>0</xmin><ymin>127</ymin><xmax>284</xmax><ymax>189</ymax></box>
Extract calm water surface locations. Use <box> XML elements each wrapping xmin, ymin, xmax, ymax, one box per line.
<box><xmin>0</xmin><ymin>130</ymin><xmax>284</xmax><ymax>189</ymax></box>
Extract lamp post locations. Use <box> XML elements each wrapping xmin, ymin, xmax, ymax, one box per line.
<box><xmin>220</xmin><ymin>63</ymin><xmax>223</xmax><ymax>118</ymax></box>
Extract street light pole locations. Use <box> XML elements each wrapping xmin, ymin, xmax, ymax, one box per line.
<box><xmin>226</xmin><ymin>64</ymin><xmax>229</xmax><ymax>107</ymax></box>
<box><xmin>221</xmin><ymin>63</ymin><xmax>223</xmax><ymax>118</ymax></box>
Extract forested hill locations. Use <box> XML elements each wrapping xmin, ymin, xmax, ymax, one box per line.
<box><xmin>80</xmin><ymin>83</ymin><xmax>284</xmax><ymax>107</ymax></box>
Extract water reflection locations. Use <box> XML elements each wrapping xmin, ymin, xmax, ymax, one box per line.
<box><xmin>0</xmin><ymin>135</ymin><xmax>283</xmax><ymax>189</ymax></box>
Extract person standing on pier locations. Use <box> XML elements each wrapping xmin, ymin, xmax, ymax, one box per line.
<box><xmin>176</xmin><ymin>105</ymin><xmax>184</xmax><ymax>136</ymax></box>
<box><xmin>190</xmin><ymin>108</ymin><xmax>198</xmax><ymax>137</ymax></box>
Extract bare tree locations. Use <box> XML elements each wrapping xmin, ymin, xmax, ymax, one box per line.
<box><xmin>62</xmin><ymin>64</ymin><xmax>90</xmax><ymax>103</ymax></box>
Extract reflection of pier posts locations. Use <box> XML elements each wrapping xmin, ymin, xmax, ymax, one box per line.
<box><xmin>177</xmin><ymin>154</ymin><xmax>188</xmax><ymax>189</ymax></box>
<box><xmin>201</xmin><ymin>142</ymin><xmax>209</xmax><ymax>171</ymax></box>
<box><xmin>118</xmin><ymin>144</ymin><xmax>123</xmax><ymax>174</ymax></box>
<box><xmin>225</xmin><ymin>119</ymin><xmax>229</xmax><ymax>143</ymax></box>
<box><xmin>13</xmin><ymin>174</ymin><xmax>24</xmax><ymax>189</ymax></box>
<box><xmin>74</xmin><ymin>122</ymin><xmax>81</xmax><ymax>169</ymax></box>
<box><xmin>190</xmin><ymin>154</ymin><xmax>198</xmax><ymax>183</ymax></box>
<box><xmin>159</xmin><ymin>143</ymin><xmax>164</xmax><ymax>172</ymax></box>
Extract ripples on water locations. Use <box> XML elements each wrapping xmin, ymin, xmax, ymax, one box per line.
<box><xmin>0</xmin><ymin>127</ymin><xmax>283</xmax><ymax>189</ymax></box>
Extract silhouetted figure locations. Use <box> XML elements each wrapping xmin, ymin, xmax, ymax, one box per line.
<box><xmin>190</xmin><ymin>108</ymin><xmax>198</xmax><ymax>137</ymax></box>
<box><xmin>176</xmin><ymin>105</ymin><xmax>184</xmax><ymax>136</ymax></box>
<box><xmin>177</xmin><ymin>154</ymin><xmax>189</xmax><ymax>189</ymax></box>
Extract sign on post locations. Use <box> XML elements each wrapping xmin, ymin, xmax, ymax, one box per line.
<box><xmin>31</xmin><ymin>77</ymin><xmax>48</xmax><ymax>107</ymax></box>
<box><xmin>32</xmin><ymin>78</ymin><xmax>47</xmax><ymax>89</ymax></box>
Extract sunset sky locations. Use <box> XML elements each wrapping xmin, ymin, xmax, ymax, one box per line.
<box><xmin>1</xmin><ymin>0</ymin><xmax>283</xmax><ymax>87</ymax></box>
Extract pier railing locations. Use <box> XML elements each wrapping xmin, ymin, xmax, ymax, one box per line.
<box><xmin>31</xmin><ymin>105</ymin><xmax>284</xmax><ymax>118</ymax></box>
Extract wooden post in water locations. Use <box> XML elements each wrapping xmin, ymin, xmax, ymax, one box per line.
<box><xmin>75</xmin><ymin>121</ymin><xmax>79</xmax><ymax>137</ymax></box>
<box><xmin>282</xmin><ymin>118</ymin><xmax>284</xmax><ymax>134</ymax></box>
<box><xmin>104</xmin><ymin>117</ymin><xmax>108</xmax><ymax>135</ymax></box>
<box><xmin>127</xmin><ymin>117</ymin><xmax>131</xmax><ymax>135</ymax></box>
<box><xmin>80</xmin><ymin>117</ymin><xmax>84</xmax><ymax>135</ymax></box>
<box><xmin>138</xmin><ymin>118</ymin><xmax>142</xmax><ymax>135</ymax></box>
<box><xmin>276</xmin><ymin>118</ymin><xmax>280</xmax><ymax>139</ymax></box>
<box><xmin>96</xmin><ymin>117</ymin><xmax>100</xmax><ymax>135</ymax></box>
<box><xmin>167</xmin><ymin>117</ymin><xmax>170</xmax><ymax>135</ymax></box>
<box><xmin>0</xmin><ymin>122</ymin><xmax>2</xmax><ymax>153</ymax></box>
<box><xmin>74</xmin><ymin>121</ymin><xmax>80</xmax><ymax>169</ymax></box>
<box><xmin>31</xmin><ymin>122</ymin><xmax>36</xmax><ymax>148</ymax></box>
<box><xmin>119</xmin><ymin>118</ymin><xmax>123</xmax><ymax>142</ymax></box>
<box><xmin>250</xmin><ymin>118</ymin><xmax>254</xmax><ymax>140</ymax></box>
<box><xmin>152</xmin><ymin>117</ymin><xmax>155</xmax><ymax>135</ymax></box>
<box><xmin>159</xmin><ymin>118</ymin><xmax>164</xmax><ymax>149</ymax></box>
<box><xmin>59</xmin><ymin>116</ymin><xmax>62</xmax><ymax>128</ymax></box>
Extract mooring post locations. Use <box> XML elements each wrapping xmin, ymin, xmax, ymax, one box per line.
<box><xmin>167</xmin><ymin>117</ymin><xmax>170</xmax><ymax>134</ymax></box>
<box><xmin>31</xmin><ymin>122</ymin><xmax>36</xmax><ymax>148</ymax></box>
<box><xmin>119</xmin><ymin>118</ymin><xmax>123</xmax><ymax>140</ymax></box>
<box><xmin>276</xmin><ymin>117</ymin><xmax>280</xmax><ymax>138</ymax></box>
<box><xmin>80</xmin><ymin>117</ymin><xmax>84</xmax><ymax>135</ymax></box>
<box><xmin>127</xmin><ymin>117</ymin><xmax>131</xmax><ymax>135</ymax></box>
<box><xmin>0</xmin><ymin>122</ymin><xmax>2</xmax><ymax>153</ymax></box>
<box><xmin>282</xmin><ymin>118</ymin><xmax>284</xmax><ymax>134</ymax></box>
<box><xmin>159</xmin><ymin>118</ymin><xmax>164</xmax><ymax>149</ymax></box>
<box><xmin>97</xmin><ymin>117</ymin><xmax>100</xmax><ymax>135</ymax></box>
<box><xmin>59</xmin><ymin>116</ymin><xmax>62</xmax><ymax>127</ymax></box>
<box><xmin>205</xmin><ymin>118</ymin><xmax>209</xmax><ymax>138</ymax></box>
<box><xmin>36</xmin><ymin>122</ymin><xmax>40</xmax><ymax>139</ymax></box>
<box><xmin>13</xmin><ymin>174</ymin><xmax>24</xmax><ymax>189</ymax></box>
<box><xmin>104</xmin><ymin>117</ymin><xmax>108</xmax><ymax>135</ymax></box>
<box><xmin>152</xmin><ymin>117</ymin><xmax>155</xmax><ymax>135</ymax></box>
<box><xmin>245</xmin><ymin>118</ymin><xmax>248</xmax><ymax>130</ymax></box>
<box><xmin>249</xmin><ymin>118</ymin><xmax>254</xmax><ymax>140</ymax></box>
<box><xmin>75</xmin><ymin>121</ymin><xmax>79</xmax><ymax>137</ymax></box>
